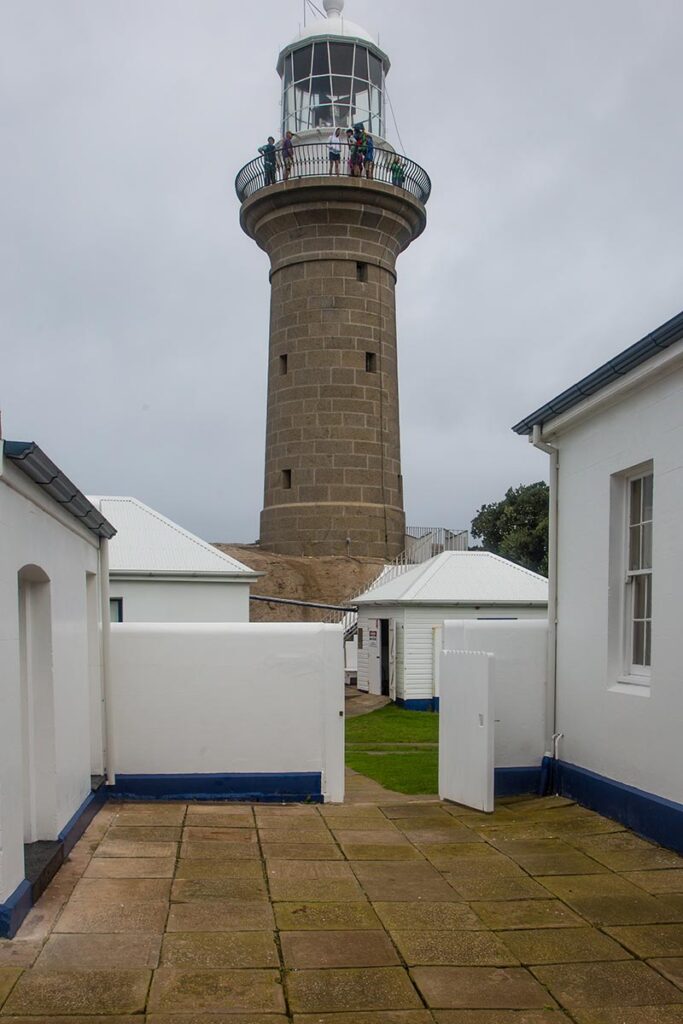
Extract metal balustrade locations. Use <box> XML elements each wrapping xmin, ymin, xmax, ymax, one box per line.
<box><xmin>235</xmin><ymin>143</ymin><xmax>431</xmax><ymax>204</ymax></box>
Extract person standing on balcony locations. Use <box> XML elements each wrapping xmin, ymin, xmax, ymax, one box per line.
<box><xmin>258</xmin><ymin>136</ymin><xmax>277</xmax><ymax>186</ymax></box>
<box><xmin>390</xmin><ymin>155</ymin><xmax>405</xmax><ymax>187</ymax></box>
<box><xmin>364</xmin><ymin>133</ymin><xmax>374</xmax><ymax>180</ymax></box>
<box><xmin>328</xmin><ymin>128</ymin><xmax>341</xmax><ymax>175</ymax></box>
<box><xmin>345</xmin><ymin>129</ymin><xmax>355</xmax><ymax>175</ymax></box>
<box><xmin>281</xmin><ymin>131</ymin><xmax>295</xmax><ymax>181</ymax></box>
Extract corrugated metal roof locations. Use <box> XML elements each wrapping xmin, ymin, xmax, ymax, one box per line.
<box><xmin>354</xmin><ymin>551</ymin><xmax>548</xmax><ymax>605</ymax></box>
<box><xmin>89</xmin><ymin>496</ymin><xmax>257</xmax><ymax>577</ymax></box>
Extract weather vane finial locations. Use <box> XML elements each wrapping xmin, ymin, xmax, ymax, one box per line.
<box><xmin>323</xmin><ymin>0</ymin><xmax>344</xmax><ymax>17</ymax></box>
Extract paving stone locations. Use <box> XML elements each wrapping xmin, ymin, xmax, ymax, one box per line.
<box><xmin>256</xmin><ymin>807</ymin><xmax>325</xmax><ymax>825</ymax></box>
<box><xmin>350</xmin><ymin>861</ymin><xmax>464</xmax><ymax>901</ymax></box>
<box><xmin>411</xmin><ymin>966</ymin><xmax>555</xmax><ymax>1009</ymax></box>
<box><xmin>261</xmin><ymin>842</ymin><xmax>344</xmax><ymax>860</ymax></box>
<box><xmin>258</xmin><ymin>828</ymin><xmax>334</xmax><ymax>844</ymax></box>
<box><xmin>3</xmin><ymin>968</ymin><xmax>150</xmax><ymax>1015</ymax></box>
<box><xmin>445</xmin><ymin>875</ymin><xmax>550</xmax><ymax>901</ymax></box>
<box><xmin>281</xmin><ymin>929</ymin><xmax>400</xmax><ymax>967</ymax></box>
<box><xmin>268</xmin><ymin>877</ymin><xmax>366</xmax><ymax>901</ymax></box>
<box><xmin>323</xmin><ymin>816</ymin><xmax>400</xmax><ymax>831</ymax></box>
<box><xmin>182</xmin><ymin>826</ymin><xmax>258</xmax><ymax>843</ymax></box>
<box><xmin>407</xmin><ymin>828</ymin><xmax>484</xmax><ymax>844</ymax></box>
<box><xmin>35</xmin><ymin>932</ymin><xmax>161</xmax><ymax>968</ymax></box>
<box><xmin>606</xmin><ymin>923</ymin><xmax>683</xmax><ymax>957</ymax></box>
<box><xmin>0</xmin><ymin>941</ymin><xmax>41</xmax><ymax>967</ymax></box>
<box><xmin>392</xmin><ymin>930</ymin><xmax>519</xmax><ymax>966</ymax></box>
<box><xmin>286</xmin><ymin>966</ymin><xmax>422</xmax><ymax>1012</ymax></box>
<box><xmin>332</xmin><ymin>829</ymin><xmax>413</xmax><ymax>846</ymax></box>
<box><xmin>1</xmin><ymin>1018</ymin><xmax>144</xmax><ymax>1024</ymax></box>
<box><xmin>167</xmin><ymin>899</ymin><xmax>274</xmax><ymax>931</ymax></box>
<box><xmin>148</xmin><ymin>1016</ymin><xmax>289</xmax><ymax>1024</ymax></box>
<box><xmin>424</xmin><ymin>845</ymin><xmax>524</xmax><ymax>876</ymax></box>
<box><xmin>185</xmin><ymin>805</ymin><xmax>255</xmax><ymax>827</ymax></box>
<box><xmin>171</xmin><ymin>877</ymin><xmax>268</xmax><ymax>901</ymax></box>
<box><xmin>114</xmin><ymin>804</ymin><xmax>186</xmax><ymax>825</ymax></box>
<box><xmin>649</xmin><ymin>958</ymin><xmax>683</xmax><ymax>990</ymax></box>
<box><xmin>571</xmin><ymin>1009</ymin><xmax>683</xmax><ymax>1024</ymax></box>
<box><xmin>432</xmin><ymin>1012</ymin><xmax>572</xmax><ymax>1022</ymax></box>
<box><xmin>342</xmin><ymin>843</ymin><xmax>426</xmax><ymax>861</ymax></box>
<box><xmin>623</xmin><ymin>870</ymin><xmax>683</xmax><ymax>894</ymax></box>
<box><xmin>293</xmin><ymin>1013</ymin><xmax>435</xmax><ymax>1024</ymax></box>
<box><xmin>491</xmin><ymin>839</ymin><xmax>608</xmax><ymax>875</ymax></box>
<box><xmin>160</xmin><ymin>930</ymin><xmax>278</xmax><ymax>967</ymax></box>
<box><xmin>565</xmin><ymin>894</ymin><xmax>683</xmax><ymax>926</ymax></box>
<box><xmin>70</xmin><ymin>876</ymin><xmax>172</xmax><ymax>902</ymax></box>
<box><xmin>180</xmin><ymin>840</ymin><xmax>260</xmax><ymax>860</ymax></box>
<box><xmin>380</xmin><ymin>804</ymin><xmax>449</xmax><ymax>818</ymax></box>
<box><xmin>106</xmin><ymin>825</ymin><xmax>182</xmax><ymax>841</ymax></box>
<box><xmin>174</xmin><ymin>858</ymin><xmax>263</xmax><ymax>879</ymax></box>
<box><xmin>0</xmin><ymin>968</ymin><xmax>22</xmax><ymax>1009</ymax></box>
<box><xmin>95</xmin><ymin>838</ymin><xmax>178</xmax><ymax>858</ymax></box>
<box><xmin>10</xmin><ymin>898</ymin><xmax>65</xmax><ymax>942</ymax></box>
<box><xmin>471</xmin><ymin>900</ymin><xmax>585</xmax><ymax>930</ymax></box>
<box><xmin>571</xmin><ymin>833</ymin><xmax>683</xmax><ymax>871</ymax></box>
<box><xmin>147</xmin><ymin>967</ymin><xmax>285</xmax><ymax>1013</ymax></box>
<box><xmin>274</xmin><ymin>901</ymin><xmax>382</xmax><ymax>930</ymax></box>
<box><xmin>539</xmin><ymin>873</ymin><xmax>643</xmax><ymax>900</ymax></box>
<box><xmin>497</xmin><ymin>926</ymin><xmax>631</xmax><ymax>964</ymax></box>
<box><xmin>54</xmin><ymin>897</ymin><xmax>168</xmax><ymax>933</ymax></box>
<box><xmin>531</xmin><ymin>960</ymin><xmax>683</xmax><ymax>1007</ymax></box>
<box><xmin>268</xmin><ymin>860</ymin><xmax>355</xmax><ymax>879</ymax></box>
<box><xmin>84</xmin><ymin>855</ymin><xmax>176</xmax><ymax>878</ymax></box>
<box><xmin>373</xmin><ymin>901</ymin><xmax>485</xmax><ymax>931</ymax></box>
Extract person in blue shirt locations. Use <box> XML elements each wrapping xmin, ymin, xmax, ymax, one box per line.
<box><xmin>364</xmin><ymin>134</ymin><xmax>374</xmax><ymax>180</ymax></box>
<box><xmin>258</xmin><ymin>136</ymin><xmax>277</xmax><ymax>186</ymax></box>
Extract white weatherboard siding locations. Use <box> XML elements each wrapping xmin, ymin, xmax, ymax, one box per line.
<box><xmin>549</xmin><ymin>353</ymin><xmax>683</xmax><ymax>805</ymax></box>
<box><xmin>0</xmin><ymin>460</ymin><xmax>102</xmax><ymax>903</ymax></box>
<box><xmin>110</xmin><ymin>580</ymin><xmax>250</xmax><ymax>623</ymax></box>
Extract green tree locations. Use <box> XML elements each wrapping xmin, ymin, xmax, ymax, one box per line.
<box><xmin>471</xmin><ymin>481</ymin><xmax>549</xmax><ymax>575</ymax></box>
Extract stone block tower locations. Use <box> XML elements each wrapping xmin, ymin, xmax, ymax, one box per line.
<box><xmin>236</xmin><ymin>0</ymin><xmax>430</xmax><ymax>558</ymax></box>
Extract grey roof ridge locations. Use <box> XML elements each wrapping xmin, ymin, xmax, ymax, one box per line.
<box><xmin>4</xmin><ymin>441</ymin><xmax>116</xmax><ymax>539</ymax></box>
<box><xmin>512</xmin><ymin>307</ymin><xmax>683</xmax><ymax>435</ymax></box>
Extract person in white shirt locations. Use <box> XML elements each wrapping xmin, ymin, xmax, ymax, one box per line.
<box><xmin>328</xmin><ymin>128</ymin><xmax>341</xmax><ymax>176</ymax></box>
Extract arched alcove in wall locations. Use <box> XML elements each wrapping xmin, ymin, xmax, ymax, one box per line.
<box><xmin>17</xmin><ymin>564</ymin><xmax>57</xmax><ymax>843</ymax></box>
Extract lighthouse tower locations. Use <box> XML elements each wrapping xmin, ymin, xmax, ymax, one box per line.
<box><xmin>236</xmin><ymin>0</ymin><xmax>430</xmax><ymax>558</ymax></box>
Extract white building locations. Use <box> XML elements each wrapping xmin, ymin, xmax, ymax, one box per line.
<box><xmin>354</xmin><ymin>551</ymin><xmax>548</xmax><ymax>709</ymax></box>
<box><xmin>90</xmin><ymin>496</ymin><xmax>260</xmax><ymax>623</ymax></box>
<box><xmin>0</xmin><ymin>440</ymin><xmax>115</xmax><ymax>937</ymax></box>
<box><xmin>514</xmin><ymin>307</ymin><xmax>683</xmax><ymax>850</ymax></box>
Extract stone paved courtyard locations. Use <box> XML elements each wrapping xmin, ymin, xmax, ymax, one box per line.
<box><xmin>1</xmin><ymin>771</ymin><xmax>683</xmax><ymax>1021</ymax></box>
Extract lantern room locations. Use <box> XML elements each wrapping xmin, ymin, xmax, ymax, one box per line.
<box><xmin>276</xmin><ymin>0</ymin><xmax>390</xmax><ymax>141</ymax></box>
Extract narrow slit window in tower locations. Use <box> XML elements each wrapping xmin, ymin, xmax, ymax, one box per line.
<box><xmin>280</xmin><ymin>354</ymin><xmax>288</xmax><ymax>375</ymax></box>
<box><xmin>282</xmin><ymin>468</ymin><xmax>292</xmax><ymax>489</ymax></box>
<box><xmin>366</xmin><ymin>351</ymin><xmax>377</xmax><ymax>373</ymax></box>
<box><xmin>356</xmin><ymin>261</ymin><xmax>368</xmax><ymax>282</ymax></box>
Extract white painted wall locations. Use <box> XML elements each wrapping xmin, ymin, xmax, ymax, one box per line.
<box><xmin>110</xmin><ymin>579</ymin><xmax>250</xmax><ymax>623</ymax></box>
<box><xmin>110</xmin><ymin>622</ymin><xmax>345</xmax><ymax>802</ymax></box>
<box><xmin>548</xmin><ymin>354</ymin><xmax>683</xmax><ymax>804</ymax></box>
<box><xmin>443</xmin><ymin>619</ymin><xmax>547</xmax><ymax>768</ymax></box>
<box><xmin>0</xmin><ymin>459</ymin><xmax>102</xmax><ymax>903</ymax></box>
<box><xmin>357</xmin><ymin>603</ymin><xmax>545</xmax><ymax>702</ymax></box>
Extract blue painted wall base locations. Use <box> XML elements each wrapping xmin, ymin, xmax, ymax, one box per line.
<box><xmin>494</xmin><ymin>766</ymin><xmax>542</xmax><ymax>797</ymax></box>
<box><xmin>395</xmin><ymin>698</ymin><xmax>440</xmax><ymax>712</ymax></box>
<box><xmin>110</xmin><ymin>772</ymin><xmax>322</xmax><ymax>803</ymax></box>
<box><xmin>555</xmin><ymin>760</ymin><xmax>683</xmax><ymax>855</ymax></box>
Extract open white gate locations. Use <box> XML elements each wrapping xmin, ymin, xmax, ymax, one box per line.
<box><xmin>438</xmin><ymin>649</ymin><xmax>494</xmax><ymax>812</ymax></box>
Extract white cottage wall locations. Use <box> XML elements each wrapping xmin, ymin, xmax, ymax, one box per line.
<box><xmin>109</xmin><ymin>579</ymin><xmax>250</xmax><ymax>623</ymax></box>
<box><xmin>0</xmin><ymin>462</ymin><xmax>101</xmax><ymax>903</ymax></box>
<box><xmin>551</xmin><ymin>357</ymin><xmax>683</xmax><ymax>804</ymax></box>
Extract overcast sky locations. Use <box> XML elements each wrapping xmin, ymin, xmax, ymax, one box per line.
<box><xmin>2</xmin><ymin>0</ymin><xmax>682</xmax><ymax>542</ymax></box>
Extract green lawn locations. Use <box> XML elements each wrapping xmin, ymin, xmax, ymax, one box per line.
<box><xmin>345</xmin><ymin>704</ymin><xmax>439</xmax><ymax>795</ymax></box>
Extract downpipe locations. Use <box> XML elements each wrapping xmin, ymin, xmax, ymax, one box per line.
<box><xmin>98</xmin><ymin>536</ymin><xmax>116</xmax><ymax>787</ymax></box>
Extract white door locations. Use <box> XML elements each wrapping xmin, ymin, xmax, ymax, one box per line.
<box><xmin>389</xmin><ymin>620</ymin><xmax>397</xmax><ymax>701</ymax></box>
<box><xmin>438</xmin><ymin>649</ymin><xmax>494</xmax><ymax>812</ymax></box>
<box><xmin>367</xmin><ymin>618</ymin><xmax>381</xmax><ymax>694</ymax></box>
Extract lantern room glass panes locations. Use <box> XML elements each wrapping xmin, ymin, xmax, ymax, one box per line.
<box><xmin>282</xmin><ymin>40</ymin><xmax>384</xmax><ymax>136</ymax></box>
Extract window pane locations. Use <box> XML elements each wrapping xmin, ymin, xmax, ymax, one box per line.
<box><xmin>643</xmin><ymin>473</ymin><xmax>653</xmax><ymax>521</ymax></box>
<box><xmin>369</xmin><ymin>53</ymin><xmax>383</xmax><ymax>87</ymax></box>
<box><xmin>644</xmin><ymin>621</ymin><xmax>652</xmax><ymax>666</ymax></box>
<box><xmin>329</xmin><ymin>42</ymin><xmax>354</xmax><ymax>76</ymax></box>
<box><xmin>312</xmin><ymin>42</ymin><xmax>329</xmax><ymax>77</ymax></box>
<box><xmin>293</xmin><ymin>45</ymin><xmax>312</xmax><ymax>81</ymax></box>
<box><xmin>629</xmin><ymin>477</ymin><xmax>642</xmax><ymax>525</ymax></box>
<box><xmin>628</xmin><ymin>525</ymin><xmax>641</xmax><ymax>571</ymax></box>
<box><xmin>632</xmin><ymin>619</ymin><xmax>645</xmax><ymax>666</ymax></box>
<box><xmin>354</xmin><ymin>45</ymin><xmax>369</xmax><ymax>81</ymax></box>
<box><xmin>646</xmin><ymin>573</ymin><xmax>652</xmax><ymax>618</ymax></box>
<box><xmin>283</xmin><ymin>54</ymin><xmax>293</xmax><ymax>88</ymax></box>
<box><xmin>642</xmin><ymin>521</ymin><xmax>652</xmax><ymax>569</ymax></box>
<box><xmin>633</xmin><ymin>574</ymin><xmax>647</xmax><ymax>619</ymax></box>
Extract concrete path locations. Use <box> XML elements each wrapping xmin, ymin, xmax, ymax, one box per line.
<box><xmin>345</xmin><ymin>683</ymin><xmax>391</xmax><ymax>717</ymax></box>
<box><xmin>1</xmin><ymin>792</ymin><xmax>683</xmax><ymax>1019</ymax></box>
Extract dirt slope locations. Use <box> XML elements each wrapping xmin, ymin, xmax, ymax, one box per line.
<box><xmin>214</xmin><ymin>544</ymin><xmax>386</xmax><ymax>622</ymax></box>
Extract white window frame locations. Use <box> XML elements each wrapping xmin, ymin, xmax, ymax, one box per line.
<box><xmin>623</xmin><ymin>468</ymin><xmax>653</xmax><ymax>680</ymax></box>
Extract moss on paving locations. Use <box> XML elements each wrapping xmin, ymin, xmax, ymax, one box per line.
<box><xmin>345</xmin><ymin>705</ymin><xmax>439</xmax><ymax>795</ymax></box>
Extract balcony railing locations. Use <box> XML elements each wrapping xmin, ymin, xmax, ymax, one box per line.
<box><xmin>235</xmin><ymin>143</ymin><xmax>432</xmax><ymax>205</ymax></box>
